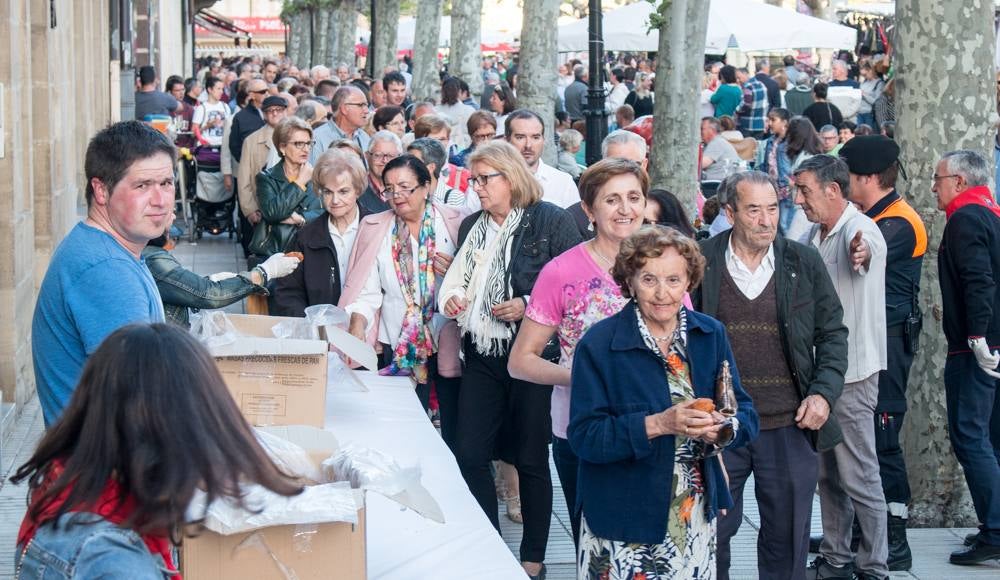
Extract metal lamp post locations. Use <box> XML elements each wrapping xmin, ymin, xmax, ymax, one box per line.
<box><xmin>584</xmin><ymin>0</ymin><xmax>607</xmax><ymax>166</ymax></box>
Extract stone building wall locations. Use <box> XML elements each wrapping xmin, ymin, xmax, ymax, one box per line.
<box><xmin>0</xmin><ymin>0</ymin><xmax>112</xmax><ymax>413</ymax></box>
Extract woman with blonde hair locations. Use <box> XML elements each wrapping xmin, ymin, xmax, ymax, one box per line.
<box><xmin>252</xmin><ymin>116</ymin><xmax>324</xmax><ymax>258</ymax></box>
<box><xmin>625</xmin><ymin>72</ymin><xmax>655</xmax><ymax>117</ymax></box>
<box><xmin>439</xmin><ymin>140</ymin><xmax>582</xmax><ymax>579</ymax></box>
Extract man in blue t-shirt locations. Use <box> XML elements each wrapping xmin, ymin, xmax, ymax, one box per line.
<box><xmin>32</xmin><ymin>121</ymin><xmax>175</xmax><ymax>426</ymax></box>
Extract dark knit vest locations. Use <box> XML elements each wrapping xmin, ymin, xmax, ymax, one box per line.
<box><xmin>717</xmin><ymin>267</ymin><xmax>800</xmax><ymax>430</ymax></box>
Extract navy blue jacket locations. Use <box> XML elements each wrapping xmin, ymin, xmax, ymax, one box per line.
<box><xmin>568</xmin><ymin>302</ymin><xmax>759</xmax><ymax>544</ymax></box>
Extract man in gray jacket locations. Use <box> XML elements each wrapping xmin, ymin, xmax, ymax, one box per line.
<box><xmin>694</xmin><ymin>171</ymin><xmax>849</xmax><ymax>580</ymax></box>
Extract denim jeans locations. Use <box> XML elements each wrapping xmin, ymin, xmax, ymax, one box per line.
<box><xmin>945</xmin><ymin>353</ymin><xmax>1000</xmax><ymax>545</ymax></box>
<box><xmin>778</xmin><ymin>197</ymin><xmax>798</xmax><ymax>236</ymax></box>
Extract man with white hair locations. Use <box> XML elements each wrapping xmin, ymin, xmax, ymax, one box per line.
<box><xmin>566</xmin><ymin>129</ymin><xmax>648</xmax><ymax>239</ymax></box>
<box><xmin>933</xmin><ymin>149</ymin><xmax>1000</xmax><ymax>567</ymax></box>
<box><xmin>310</xmin><ymin>65</ymin><xmax>331</xmax><ymax>83</ymax></box>
<box><xmin>359</xmin><ymin>131</ymin><xmax>403</xmax><ymax>214</ymax></box>
<box><xmin>829</xmin><ymin>60</ymin><xmax>859</xmax><ymax>89</ymax></box>
<box><xmin>335</xmin><ymin>63</ymin><xmax>351</xmax><ymax>83</ymax></box>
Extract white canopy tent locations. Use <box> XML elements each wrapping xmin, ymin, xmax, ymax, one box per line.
<box><xmin>395</xmin><ymin>16</ymin><xmax>518</xmax><ymax>50</ymax></box>
<box><xmin>558</xmin><ymin>0</ymin><xmax>857</xmax><ymax>53</ymax></box>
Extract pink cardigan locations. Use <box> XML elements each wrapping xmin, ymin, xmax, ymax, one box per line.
<box><xmin>338</xmin><ymin>203</ymin><xmax>462</xmax><ymax>347</ymax></box>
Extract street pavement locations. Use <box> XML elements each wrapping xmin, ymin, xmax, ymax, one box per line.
<box><xmin>0</xmin><ymin>232</ymin><xmax>996</xmax><ymax>578</ymax></box>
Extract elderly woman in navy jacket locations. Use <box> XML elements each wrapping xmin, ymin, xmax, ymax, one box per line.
<box><xmin>569</xmin><ymin>226</ymin><xmax>758</xmax><ymax>579</ymax></box>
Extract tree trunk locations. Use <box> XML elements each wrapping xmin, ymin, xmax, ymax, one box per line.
<box><xmin>326</xmin><ymin>2</ymin><xmax>341</xmax><ymax>71</ymax></box>
<box><xmin>518</xmin><ymin>0</ymin><xmax>561</xmax><ymax>166</ymax></box>
<box><xmin>372</xmin><ymin>0</ymin><xmax>401</xmax><ymax>78</ymax></box>
<box><xmin>300</xmin><ymin>9</ymin><xmax>314</xmax><ymax>69</ymax></box>
<box><xmin>449</xmin><ymin>0</ymin><xmax>483</xmax><ymax>99</ymax></box>
<box><xmin>895</xmin><ymin>0</ymin><xmax>994</xmax><ymax>528</ymax></box>
<box><xmin>312</xmin><ymin>5</ymin><xmax>331</xmax><ymax>68</ymax></box>
<box><xmin>334</xmin><ymin>0</ymin><xmax>358</xmax><ymax>71</ymax></box>
<box><xmin>285</xmin><ymin>10</ymin><xmax>303</xmax><ymax>68</ymax></box>
<box><xmin>411</xmin><ymin>0</ymin><xmax>443</xmax><ymax>102</ymax></box>
<box><xmin>648</xmin><ymin>0</ymin><xmax>710</xmax><ymax>217</ymax></box>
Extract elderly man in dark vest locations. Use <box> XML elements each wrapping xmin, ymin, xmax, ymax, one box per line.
<box><xmin>692</xmin><ymin>171</ymin><xmax>849</xmax><ymax>580</ymax></box>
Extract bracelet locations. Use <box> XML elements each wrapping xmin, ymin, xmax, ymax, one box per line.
<box><xmin>255</xmin><ymin>266</ymin><xmax>269</xmax><ymax>285</ymax></box>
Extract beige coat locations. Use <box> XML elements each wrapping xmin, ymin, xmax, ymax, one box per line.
<box><xmin>237</xmin><ymin>125</ymin><xmax>276</xmax><ymax>217</ymax></box>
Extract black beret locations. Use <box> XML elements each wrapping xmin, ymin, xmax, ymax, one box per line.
<box><xmin>262</xmin><ymin>95</ymin><xmax>288</xmax><ymax>110</ymax></box>
<box><xmin>839</xmin><ymin>135</ymin><xmax>899</xmax><ymax>175</ymax></box>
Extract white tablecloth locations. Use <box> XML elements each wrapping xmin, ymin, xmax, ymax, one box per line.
<box><xmin>323</xmin><ymin>371</ymin><xmax>526</xmax><ymax>579</ymax></box>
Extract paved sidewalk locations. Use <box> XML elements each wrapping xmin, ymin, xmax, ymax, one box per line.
<box><xmin>0</xmin><ymin>233</ymin><xmax>997</xmax><ymax>579</ymax></box>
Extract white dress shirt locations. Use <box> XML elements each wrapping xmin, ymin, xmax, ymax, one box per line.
<box><xmin>725</xmin><ymin>238</ymin><xmax>776</xmax><ymax>300</ymax></box>
<box><xmin>326</xmin><ymin>211</ymin><xmax>360</xmax><ymax>291</ymax></box>
<box><xmin>808</xmin><ymin>203</ymin><xmax>888</xmax><ymax>383</ymax></box>
<box><xmin>533</xmin><ymin>159</ymin><xmax>580</xmax><ymax>209</ymax></box>
<box><xmin>346</xmin><ymin>213</ymin><xmax>457</xmax><ymax>348</ymax></box>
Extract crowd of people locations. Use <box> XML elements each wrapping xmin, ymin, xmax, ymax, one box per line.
<box><xmin>13</xmin><ymin>49</ymin><xmax>1000</xmax><ymax>580</ymax></box>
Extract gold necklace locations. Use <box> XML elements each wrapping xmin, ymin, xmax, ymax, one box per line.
<box><xmin>589</xmin><ymin>239</ymin><xmax>614</xmax><ymax>267</ymax></box>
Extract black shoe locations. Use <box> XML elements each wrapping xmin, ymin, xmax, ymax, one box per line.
<box><xmin>810</xmin><ymin>534</ymin><xmax>823</xmax><ymax>553</ymax></box>
<box><xmin>527</xmin><ymin>563</ymin><xmax>546</xmax><ymax>580</ymax></box>
<box><xmin>887</xmin><ymin>515</ymin><xmax>912</xmax><ymax>571</ymax></box>
<box><xmin>853</xmin><ymin>573</ymin><xmax>888</xmax><ymax>580</ymax></box>
<box><xmin>805</xmin><ymin>556</ymin><xmax>855</xmax><ymax>580</ymax></box>
<box><xmin>950</xmin><ymin>541</ymin><xmax>1000</xmax><ymax>565</ymax></box>
<box><xmin>965</xmin><ymin>531</ymin><xmax>981</xmax><ymax>546</ymax></box>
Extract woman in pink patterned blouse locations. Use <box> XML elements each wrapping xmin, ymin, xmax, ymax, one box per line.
<box><xmin>508</xmin><ymin>158</ymin><xmax>649</xmax><ymax>544</ymax></box>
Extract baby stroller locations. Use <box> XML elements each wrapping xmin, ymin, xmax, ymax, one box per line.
<box><xmin>189</xmin><ymin>145</ymin><xmax>237</xmax><ymax>241</ymax></box>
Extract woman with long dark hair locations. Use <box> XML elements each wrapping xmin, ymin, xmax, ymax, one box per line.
<box><xmin>644</xmin><ymin>189</ymin><xmax>697</xmax><ymax>238</ymax></box>
<box><xmin>13</xmin><ymin>323</ymin><xmax>302</xmax><ymax>578</ymax></box>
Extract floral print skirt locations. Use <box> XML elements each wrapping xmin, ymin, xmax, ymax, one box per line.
<box><xmin>577</xmin><ymin>480</ymin><xmax>716</xmax><ymax>579</ymax></box>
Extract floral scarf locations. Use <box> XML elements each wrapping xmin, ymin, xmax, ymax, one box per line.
<box><xmin>384</xmin><ymin>202</ymin><xmax>436</xmax><ymax>383</ymax></box>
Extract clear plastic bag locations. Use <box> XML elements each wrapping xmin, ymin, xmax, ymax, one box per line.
<box><xmin>322</xmin><ymin>444</ymin><xmax>421</xmax><ymax>497</ymax></box>
<box><xmin>191</xmin><ymin>482</ymin><xmax>358</xmax><ymax>535</ymax></box>
<box><xmin>270</xmin><ymin>318</ymin><xmax>319</xmax><ymax>340</ymax></box>
<box><xmin>255</xmin><ymin>429</ymin><xmax>322</xmax><ymax>484</ymax></box>
<box><xmin>304</xmin><ymin>304</ymin><xmax>350</xmax><ymax>330</ymax></box>
<box><xmin>190</xmin><ymin>310</ymin><xmax>239</xmax><ymax>348</ymax></box>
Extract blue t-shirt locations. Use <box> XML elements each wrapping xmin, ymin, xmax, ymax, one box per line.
<box><xmin>32</xmin><ymin>222</ymin><xmax>165</xmax><ymax>426</ymax></box>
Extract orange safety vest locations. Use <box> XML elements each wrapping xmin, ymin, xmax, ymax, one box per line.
<box><xmin>872</xmin><ymin>196</ymin><xmax>927</xmax><ymax>258</ymax></box>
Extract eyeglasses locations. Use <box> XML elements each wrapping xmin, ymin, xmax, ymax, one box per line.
<box><xmin>289</xmin><ymin>140</ymin><xmax>315</xmax><ymax>150</ymax></box>
<box><xmin>368</xmin><ymin>152</ymin><xmax>399</xmax><ymax>162</ymax></box>
<box><xmin>344</xmin><ymin>102</ymin><xmax>369</xmax><ymax>108</ymax></box>
<box><xmin>385</xmin><ymin>184</ymin><xmax>423</xmax><ymax>198</ymax></box>
<box><xmin>250</xmin><ymin>89</ymin><xmax>268</xmax><ymax>95</ymax></box>
<box><xmin>472</xmin><ymin>132</ymin><xmax>495</xmax><ymax>143</ymax></box>
<box><xmin>470</xmin><ymin>172</ymin><xmax>503</xmax><ymax>187</ymax></box>
<box><xmin>932</xmin><ymin>174</ymin><xmax>960</xmax><ymax>181</ymax></box>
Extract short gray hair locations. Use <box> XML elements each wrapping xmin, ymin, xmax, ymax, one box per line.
<box><xmin>793</xmin><ymin>154</ymin><xmax>851</xmax><ymax>199</ymax></box>
<box><xmin>601</xmin><ymin>129</ymin><xmax>647</xmax><ymax>159</ymax></box>
<box><xmin>722</xmin><ymin>171</ymin><xmax>778</xmax><ymax>208</ymax></box>
<box><xmin>559</xmin><ymin>129</ymin><xmax>583</xmax><ymax>151</ymax></box>
<box><xmin>573</xmin><ymin>64</ymin><xmax>586</xmax><ymax>80</ymax></box>
<box><xmin>940</xmin><ymin>150</ymin><xmax>991</xmax><ymax>187</ymax></box>
<box><xmin>407</xmin><ymin>137</ymin><xmax>447</xmax><ymax>178</ymax></box>
<box><xmin>701</xmin><ymin>117</ymin><xmax>722</xmax><ymax>133</ymax></box>
<box><xmin>819</xmin><ymin>124</ymin><xmax>837</xmax><ymax>135</ymax></box>
<box><xmin>755</xmin><ymin>57</ymin><xmax>770</xmax><ymax>71</ymax></box>
<box><xmin>368</xmin><ymin>129</ymin><xmax>403</xmax><ymax>153</ymax></box>
<box><xmin>294</xmin><ymin>101</ymin><xmax>318</xmax><ymax>122</ymax></box>
<box><xmin>832</xmin><ymin>60</ymin><xmax>848</xmax><ymax>72</ymax></box>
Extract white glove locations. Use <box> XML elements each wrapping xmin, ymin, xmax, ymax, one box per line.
<box><xmin>968</xmin><ymin>337</ymin><xmax>1000</xmax><ymax>379</ymax></box>
<box><xmin>208</xmin><ymin>272</ymin><xmax>238</xmax><ymax>282</ymax></box>
<box><xmin>260</xmin><ymin>252</ymin><xmax>301</xmax><ymax>281</ymax></box>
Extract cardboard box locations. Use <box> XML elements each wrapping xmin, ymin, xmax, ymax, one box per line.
<box><xmin>208</xmin><ymin>314</ymin><xmax>329</xmax><ymax>427</ymax></box>
<box><xmin>183</xmin><ymin>507</ymin><xmax>366</xmax><ymax>580</ymax></box>
<box><xmin>183</xmin><ymin>427</ymin><xmax>366</xmax><ymax>579</ymax></box>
